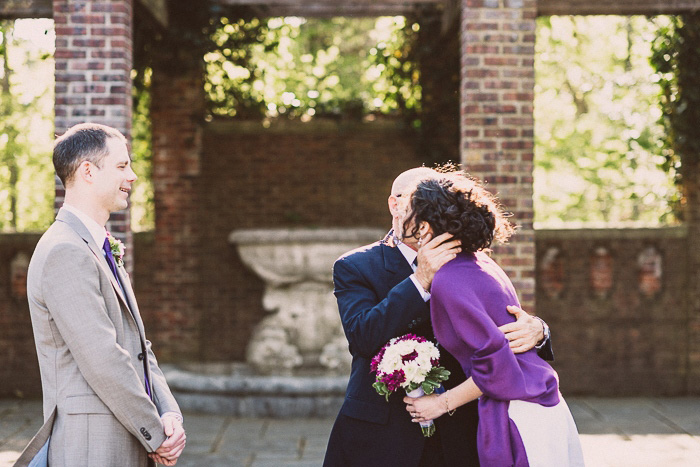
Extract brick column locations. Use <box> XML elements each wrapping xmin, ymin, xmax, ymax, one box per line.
<box><xmin>149</xmin><ymin>57</ymin><xmax>204</xmax><ymax>360</ymax></box>
<box><xmin>53</xmin><ymin>0</ymin><xmax>133</xmax><ymax>265</ymax></box>
<box><xmin>460</xmin><ymin>0</ymin><xmax>536</xmax><ymax>310</ymax></box>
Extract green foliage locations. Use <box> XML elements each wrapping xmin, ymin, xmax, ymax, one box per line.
<box><xmin>650</xmin><ymin>13</ymin><xmax>700</xmax><ymax>194</ymax></box>
<box><xmin>0</xmin><ymin>19</ymin><xmax>54</xmax><ymax>232</ymax></box>
<box><xmin>204</xmin><ymin>16</ymin><xmax>421</xmax><ymax>120</ymax></box>
<box><xmin>535</xmin><ymin>16</ymin><xmax>678</xmax><ymax>227</ymax></box>
<box><xmin>415</xmin><ymin>366</ymin><xmax>450</xmax><ymax>395</ymax></box>
<box><xmin>372</xmin><ymin>381</ymin><xmax>392</xmax><ymax>401</ymax></box>
<box><xmin>130</xmin><ymin>68</ymin><xmax>155</xmax><ymax>231</ymax></box>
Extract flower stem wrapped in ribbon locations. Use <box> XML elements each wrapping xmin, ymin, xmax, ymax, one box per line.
<box><xmin>371</xmin><ymin>334</ymin><xmax>450</xmax><ymax>437</ymax></box>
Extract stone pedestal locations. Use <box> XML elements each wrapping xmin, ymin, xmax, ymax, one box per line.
<box><xmin>229</xmin><ymin>228</ymin><xmax>383</xmax><ymax>375</ymax></box>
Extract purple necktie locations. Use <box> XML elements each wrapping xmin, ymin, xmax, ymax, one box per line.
<box><xmin>102</xmin><ymin>237</ymin><xmax>119</xmax><ymax>279</ymax></box>
<box><xmin>102</xmin><ymin>237</ymin><xmax>152</xmax><ymax>399</ymax></box>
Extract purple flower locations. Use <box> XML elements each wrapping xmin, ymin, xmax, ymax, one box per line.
<box><xmin>396</xmin><ymin>333</ymin><xmax>426</xmax><ymax>343</ymax></box>
<box><xmin>380</xmin><ymin>369</ymin><xmax>406</xmax><ymax>392</ymax></box>
<box><xmin>402</xmin><ymin>350</ymin><xmax>418</xmax><ymax>363</ymax></box>
<box><xmin>370</xmin><ymin>346</ymin><xmax>387</xmax><ymax>373</ymax></box>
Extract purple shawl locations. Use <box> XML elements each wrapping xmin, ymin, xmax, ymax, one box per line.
<box><xmin>431</xmin><ymin>252</ymin><xmax>560</xmax><ymax>466</ymax></box>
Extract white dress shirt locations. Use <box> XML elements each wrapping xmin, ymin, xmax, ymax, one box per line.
<box><xmin>62</xmin><ymin>203</ymin><xmax>108</xmax><ymax>250</ymax></box>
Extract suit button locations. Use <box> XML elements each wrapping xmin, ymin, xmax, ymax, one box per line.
<box><xmin>138</xmin><ymin>352</ymin><xmax>145</xmax><ymax>361</ymax></box>
<box><xmin>408</xmin><ymin>324</ymin><xmax>413</xmax><ymax>329</ymax></box>
<box><xmin>140</xmin><ymin>427</ymin><xmax>151</xmax><ymax>440</ymax></box>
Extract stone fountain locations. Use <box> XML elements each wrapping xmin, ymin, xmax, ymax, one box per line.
<box><xmin>163</xmin><ymin>227</ymin><xmax>384</xmax><ymax>417</ymax></box>
<box><xmin>229</xmin><ymin>228</ymin><xmax>384</xmax><ymax>375</ymax></box>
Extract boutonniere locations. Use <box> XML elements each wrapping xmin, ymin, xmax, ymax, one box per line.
<box><xmin>106</xmin><ymin>232</ymin><xmax>126</xmax><ymax>266</ymax></box>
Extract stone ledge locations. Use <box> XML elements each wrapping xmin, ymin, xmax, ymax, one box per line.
<box><xmin>163</xmin><ymin>365</ymin><xmax>348</xmax><ymax>417</ymax></box>
<box><xmin>229</xmin><ymin>228</ymin><xmax>385</xmax><ymax>245</ymax></box>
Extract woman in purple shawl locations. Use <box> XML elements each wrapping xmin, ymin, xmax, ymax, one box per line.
<box><xmin>402</xmin><ymin>174</ymin><xmax>584</xmax><ymax>466</ymax></box>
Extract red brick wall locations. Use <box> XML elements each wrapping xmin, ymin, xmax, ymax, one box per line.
<box><xmin>160</xmin><ymin>119</ymin><xmax>425</xmax><ymax>362</ymax></box>
<box><xmin>682</xmin><ymin>159</ymin><xmax>700</xmax><ymax>393</ymax></box>
<box><xmin>460</xmin><ymin>0</ymin><xmax>537</xmax><ymax>310</ymax></box>
<box><xmin>0</xmin><ymin>234</ymin><xmax>42</xmax><ymax>397</ymax></box>
<box><xmin>53</xmin><ymin>0</ymin><xmax>134</xmax><ymax>264</ymax></box>
<box><xmin>149</xmin><ymin>69</ymin><xmax>204</xmax><ymax>360</ymax></box>
<box><xmin>537</xmin><ymin>228</ymin><xmax>689</xmax><ymax>395</ymax></box>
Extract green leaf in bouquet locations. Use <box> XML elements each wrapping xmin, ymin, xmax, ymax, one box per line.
<box><xmin>422</xmin><ymin>381</ymin><xmax>434</xmax><ymax>394</ymax></box>
<box><xmin>430</xmin><ymin>367</ymin><xmax>450</xmax><ymax>382</ymax></box>
<box><xmin>372</xmin><ymin>382</ymin><xmax>391</xmax><ymax>401</ymax></box>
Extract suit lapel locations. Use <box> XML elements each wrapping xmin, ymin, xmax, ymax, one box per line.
<box><xmin>55</xmin><ymin>209</ymin><xmax>136</xmax><ymax>325</ymax></box>
<box><xmin>116</xmin><ymin>263</ymin><xmax>152</xmax><ymax>391</ymax></box>
<box><xmin>116</xmin><ymin>264</ymin><xmax>147</xmax><ymax>335</ymax></box>
<box><xmin>381</xmin><ymin>241</ymin><xmax>414</xmax><ymax>283</ymax></box>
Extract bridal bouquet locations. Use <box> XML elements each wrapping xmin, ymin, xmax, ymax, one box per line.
<box><xmin>371</xmin><ymin>334</ymin><xmax>450</xmax><ymax>437</ymax></box>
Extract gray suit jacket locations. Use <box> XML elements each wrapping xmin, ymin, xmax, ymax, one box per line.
<box><xmin>16</xmin><ymin>208</ymin><xmax>180</xmax><ymax>467</ymax></box>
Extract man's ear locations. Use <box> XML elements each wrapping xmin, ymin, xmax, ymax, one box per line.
<box><xmin>76</xmin><ymin>161</ymin><xmax>93</xmax><ymax>184</ymax></box>
<box><xmin>388</xmin><ymin>195</ymin><xmax>398</xmax><ymax>217</ymax></box>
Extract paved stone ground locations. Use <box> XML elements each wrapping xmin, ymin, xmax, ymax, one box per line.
<box><xmin>2</xmin><ymin>398</ymin><xmax>700</xmax><ymax>466</ymax></box>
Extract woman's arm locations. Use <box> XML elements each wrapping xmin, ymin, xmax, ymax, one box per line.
<box><xmin>403</xmin><ymin>377</ymin><xmax>482</xmax><ymax>423</ymax></box>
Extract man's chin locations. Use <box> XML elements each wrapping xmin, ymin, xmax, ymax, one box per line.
<box><xmin>110</xmin><ymin>201</ymin><xmax>129</xmax><ymax>212</ymax></box>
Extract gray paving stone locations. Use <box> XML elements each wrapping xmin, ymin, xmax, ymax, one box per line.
<box><xmin>2</xmin><ymin>398</ymin><xmax>700</xmax><ymax>467</ymax></box>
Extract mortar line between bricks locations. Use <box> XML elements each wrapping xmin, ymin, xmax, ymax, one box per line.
<box><xmin>209</xmin><ymin>415</ymin><xmax>234</xmax><ymax>454</ymax></box>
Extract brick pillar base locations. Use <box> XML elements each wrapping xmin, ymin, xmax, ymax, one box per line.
<box><xmin>460</xmin><ymin>0</ymin><xmax>536</xmax><ymax>310</ymax></box>
<box><xmin>53</xmin><ymin>0</ymin><xmax>133</xmax><ymax>266</ymax></box>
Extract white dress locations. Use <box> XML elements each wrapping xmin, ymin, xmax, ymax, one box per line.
<box><xmin>508</xmin><ymin>393</ymin><xmax>586</xmax><ymax>466</ymax></box>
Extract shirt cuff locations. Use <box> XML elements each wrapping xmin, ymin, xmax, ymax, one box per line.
<box><xmin>161</xmin><ymin>411</ymin><xmax>184</xmax><ymax>424</ymax></box>
<box><xmin>410</xmin><ymin>274</ymin><xmax>431</xmax><ymax>302</ymax></box>
<box><xmin>533</xmin><ymin>316</ymin><xmax>550</xmax><ymax>350</ymax></box>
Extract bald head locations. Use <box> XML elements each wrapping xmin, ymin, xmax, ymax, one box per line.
<box><xmin>388</xmin><ymin>167</ymin><xmax>439</xmax><ymax>242</ymax></box>
<box><xmin>390</xmin><ymin>167</ymin><xmax>438</xmax><ymax>197</ymax></box>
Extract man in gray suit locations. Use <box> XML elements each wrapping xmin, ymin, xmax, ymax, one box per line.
<box><xmin>16</xmin><ymin>123</ymin><xmax>186</xmax><ymax>467</ymax></box>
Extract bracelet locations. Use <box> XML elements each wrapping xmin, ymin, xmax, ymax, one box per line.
<box><xmin>444</xmin><ymin>391</ymin><xmax>456</xmax><ymax>416</ymax></box>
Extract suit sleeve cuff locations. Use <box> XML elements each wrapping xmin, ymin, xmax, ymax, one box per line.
<box><xmin>534</xmin><ymin>316</ymin><xmax>550</xmax><ymax>350</ymax></box>
<box><xmin>409</xmin><ymin>274</ymin><xmax>431</xmax><ymax>302</ymax></box>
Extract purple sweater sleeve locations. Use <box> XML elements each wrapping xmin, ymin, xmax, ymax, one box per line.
<box><xmin>430</xmin><ymin>257</ymin><xmax>559</xmax><ymax>404</ymax></box>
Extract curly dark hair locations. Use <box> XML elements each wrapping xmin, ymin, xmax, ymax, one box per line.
<box><xmin>402</xmin><ymin>174</ymin><xmax>515</xmax><ymax>253</ymax></box>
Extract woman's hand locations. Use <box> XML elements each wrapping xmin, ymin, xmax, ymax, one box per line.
<box><xmin>403</xmin><ymin>393</ymin><xmax>447</xmax><ymax>423</ymax></box>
